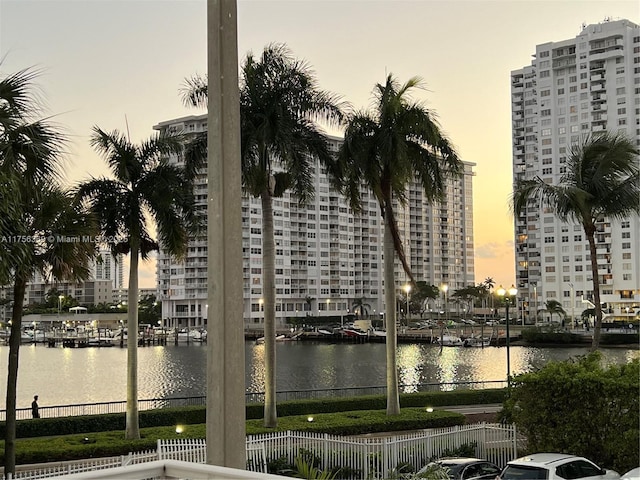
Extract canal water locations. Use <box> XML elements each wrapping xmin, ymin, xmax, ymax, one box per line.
<box><xmin>0</xmin><ymin>341</ymin><xmax>637</xmax><ymax>410</ymax></box>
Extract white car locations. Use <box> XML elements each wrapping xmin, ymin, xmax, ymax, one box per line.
<box><xmin>500</xmin><ymin>453</ymin><xmax>620</xmax><ymax>480</ymax></box>
<box><xmin>621</xmin><ymin>468</ymin><xmax>640</xmax><ymax>480</ymax></box>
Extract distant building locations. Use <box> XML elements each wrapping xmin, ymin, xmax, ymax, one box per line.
<box><xmin>94</xmin><ymin>249</ymin><xmax>124</xmax><ymax>290</ymax></box>
<box><xmin>23</xmin><ymin>278</ymin><xmax>114</xmax><ymax>307</ymax></box>
<box><xmin>112</xmin><ymin>288</ymin><xmax>157</xmax><ymax>306</ymax></box>
<box><xmin>154</xmin><ymin>114</ymin><xmax>476</xmax><ymax>330</ymax></box>
<box><xmin>511</xmin><ymin>18</ymin><xmax>640</xmax><ymax>322</ymax></box>
<box><xmin>0</xmin><ymin>249</ymin><xmax>124</xmax><ymax>313</ymax></box>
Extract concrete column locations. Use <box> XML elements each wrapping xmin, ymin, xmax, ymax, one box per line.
<box><xmin>206</xmin><ymin>0</ymin><xmax>245</xmax><ymax>468</ymax></box>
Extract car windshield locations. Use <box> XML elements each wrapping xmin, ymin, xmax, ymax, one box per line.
<box><xmin>439</xmin><ymin>461</ymin><xmax>468</xmax><ymax>478</ymax></box>
<box><xmin>501</xmin><ymin>465</ymin><xmax>549</xmax><ymax>480</ymax></box>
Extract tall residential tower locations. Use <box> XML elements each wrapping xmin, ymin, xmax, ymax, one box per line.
<box><xmin>154</xmin><ymin>114</ymin><xmax>476</xmax><ymax>329</ymax></box>
<box><xmin>511</xmin><ymin>18</ymin><xmax>640</xmax><ymax>323</ymax></box>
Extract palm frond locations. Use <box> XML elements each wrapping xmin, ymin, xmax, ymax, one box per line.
<box><xmin>180</xmin><ymin>74</ymin><xmax>208</xmax><ymax>109</ymax></box>
<box><xmin>90</xmin><ymin>126</ymin><xmax>141</xmax><ymax>184</ymax></box>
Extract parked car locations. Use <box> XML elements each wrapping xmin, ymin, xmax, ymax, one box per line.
<box><xmin>621</xmin><ymin>468</ymin><xmax>640</xmax><ymax>480</ymax></box>
<box><xmin>499</xmin><ymin>454</ymin><xmax>620</xmax><ymax>480</ymax></box>
<box><xmin>418</xmin><ymin>457</ymin><xmax>501</xmax><ymax>480</ymax></box>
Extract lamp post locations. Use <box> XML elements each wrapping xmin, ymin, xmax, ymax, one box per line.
<box><xmin>532</xmin><ymin>282</ymin><xmax>537</xmax><ymax>325</ymax></box>
<box><xmin>497</xmin><ymin>284</ymin><xmax>518</xmax><ymax>388</ymax></box>
<box><xmin>568</xmin><ymin>283</ymin><xmax>574</xmax><ymax>330</ymax></box>
<box><xmin>58</xmin><ymin>295</ymin><xmax>64</xmax><ymax>331</ymax></box>
<box><xmin>404</xmin><ymin>284</ymin><xmax>411</xmax><ymax>325</ymax></box>
<box><xmin>441</xmin><ymin>284</ymin><xmax>448</xmax><ymax>324</ymax></box>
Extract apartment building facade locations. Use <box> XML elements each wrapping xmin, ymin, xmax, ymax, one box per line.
<box><xmin>0</xmin><ymin>249</ymin><xmax>122</xmax><ymax>318</ymax></box>
<box><xmin>511</xmin><ymin>18</ymin><xmax>640</xmax><ymax>323</ymax></box>
<box><xmin>154</xmin><ymin>114</ymin><xmax>475</xmax><ymax>330</ymax></box>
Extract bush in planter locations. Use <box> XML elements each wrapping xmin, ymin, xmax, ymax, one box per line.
<box><xmin>502</xmin><ymin>352</ymin><xmax>639</xmax><ymax>473</ymax></box>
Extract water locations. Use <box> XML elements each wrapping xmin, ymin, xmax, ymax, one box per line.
<box><xmin>1</xmin><ymin>341</ymin><xmax>637</xmax><ymax>409</ymax></box>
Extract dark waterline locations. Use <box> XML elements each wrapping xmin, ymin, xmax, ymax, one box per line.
<box><xmin>1</xmin><ymin>341</ymin><xmax>637</xmax><ymax>410</ymax></box>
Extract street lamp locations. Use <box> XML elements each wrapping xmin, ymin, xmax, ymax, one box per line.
<box><xmin>404</xmin><ymin>284</ymin><xmax>411</xmax><ymax>325</ymax></box>
<box><xmin>497</xmin><ymin>284</ymin><xmax>518</xmax><ymax>388</ymax></box>
<box><xmin>58</xmin><ymin>295</ymin><xmax>64</xmax><ymax>331</ymax></box>
<box><xmin>441</xmin><ymin>284</ymin><xmax>448</xmax><ymax>323</ymax></box>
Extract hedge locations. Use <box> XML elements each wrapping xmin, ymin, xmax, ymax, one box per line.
<box><xmin>1</xmin><ymin>388</ymin><xmax>505</xmax><ymax>439</ymax></box>
<box><xmin>0</xmin><ymin>408</ymin><xmax>465</xmax><ymax>466</ymax></box>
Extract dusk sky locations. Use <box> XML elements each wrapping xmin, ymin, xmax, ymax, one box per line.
<box><xmin>1</xmin><ymin>0</ymin><xmax>638</xmax><ymax>289</ymax></box>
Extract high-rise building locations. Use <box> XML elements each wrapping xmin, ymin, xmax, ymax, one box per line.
<box><xmin>511</xmin><ymin>18</ymin><xmax>640</xmax><ymax>323</ymax></box>
<box><xmin>94</xmin><ymin>249</ymin><xmax>124</xmax><ymax>290</ymax></box>
<box><xmin>154</xmin><ymin>114</ymin><xmax>475</xmax><ymax>330</ymax></box>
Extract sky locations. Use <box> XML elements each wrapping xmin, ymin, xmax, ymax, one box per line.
<box><xmin>1</xmin><ymin>0</ymin><xmax>639</xmax><ymax>290</ymax></box>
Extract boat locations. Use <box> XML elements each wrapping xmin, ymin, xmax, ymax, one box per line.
<box><xmin>463</xmin><ymin>336</ymin><xmax>491</xmax><ymax>347</ymax></box>
<box><xmin>433</xmin><ymin>334</ymin><xmax>464</xmax><ymax>347</ymax></box>
<box><xmin>317</xmin><ymin>327</ymin><xmax>334</xmax><ymax>336</ymax></box>
<box><xmin>370</xmin><ymin>328</ymin><xmax>386</xmax><ymax>337</ymax></box>
<box><xmin>255</xmin><ymin>334</ymin><xmax>288</xmax><ymax>345</ymax></box>
<box><xmin>177</xmin><ymin>329</ymin><xmax>205</xmax><ymax>342</ymax></box>
<box><xmin>342</xmin><ymin>328</ymin><xmax>368</xmax><ymax>338</ymax></box>
<box><xmin>87</xmin><ymin>338</ymin><xmax>114</xmax><ymax>347</ymax></box>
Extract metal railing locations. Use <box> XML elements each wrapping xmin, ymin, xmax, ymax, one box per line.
<box><xmin>1</xmin><ymin>380</ymin><xmax>506</xmax><ymax>421</ymax></box>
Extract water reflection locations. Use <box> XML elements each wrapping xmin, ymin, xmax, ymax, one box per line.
<box><xmin>0</xmin><ymin>342</ymin><xmax>637</xmax><ymax>409</ymax></box>
<box><xmin>397</xmin><ymin>344</ymin><xmax>423</xmax><ymax>392</ymax></box>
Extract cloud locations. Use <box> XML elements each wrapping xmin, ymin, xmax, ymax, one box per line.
<box><xmin>476</xmin><ymin>240</ymin><xmax>515</xmax><ymax>260</ymax></box>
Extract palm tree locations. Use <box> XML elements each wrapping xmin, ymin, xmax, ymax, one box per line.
<box><xmin>351</xmin><ymin>297</ymin><xmax>371</xmax><ymax>318</ymax></box>
<box><xmin>483</xmin><ymin>277</ymin><xmax>495</xmax><ymax>314</ymax></box>
<box><xmin>239</xmin><ymin>45</ymin><xmax>344</xmax><ymax>428</ymax></box>
<box><xmin>337</xmin><ymin>74</ymin><xmax>462</xmax><ymax>415</ymax></box>
<box><xmin>77</xmin><ymin>126</ymin><xmax>202</xmax><ymax>439</ymax></box>
<box><xmin>544</xmin><ymin>300</ymin><xmax>566</xmax><ymax>324</ymax></box>
<box><xmin>1</xmin><ymin>66</ymin><xmax>96</xmax><ymax>476</ymax></box>
<box><xmin>183</xmin><ymin>44</ymin><xmax>345</xmax><ymax>428</ymax></box>
<box><xmin>512</xmin><ymin>132</ymin><xmax>639</xmax><ymax>349</ymax></box>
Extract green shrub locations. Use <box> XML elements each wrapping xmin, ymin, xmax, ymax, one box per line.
<box><xmin>600</xmin><ymin>332</ymin><xmax>640</xmax><ymax>345</ymax></box>
<box><xmin>0</xmin><ymin>406</ymin><xmax>206</xmax><ymax>439</ymax></box>
<box><xmin>502</xmin><ymin>352</ymin><xmax>639</xmax><ymax>473</ymax></box>
<box><xmin>2</xmin><ymin>388</ymin><xmax>502</xmax><ymax>439</ymax></box>
<box><xmin>246</xmin><ymin>408</ymin><xmax>465</xmax><ymax>436</ymax></box>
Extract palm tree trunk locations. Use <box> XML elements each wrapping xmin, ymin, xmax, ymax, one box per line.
<box><xmin>384</xmin><ymin>206</ymin><xmax>400</xmax><ymax>415</ymax></box>
<box><xmin>3</xmin><ymin>274</ymin><xmax>27</xmax><ymax>476</ymax></box>
<box><xmin>125</xmin><ymin>247</ymin><xmax>140</xmax><ymax>439</ymax></box>
<box><xmin>586</xmin><ymin>230</ymin><xmax>603</xmax><ymax>350</ymax></box>
<box><xmin>261</xmin><ymin>189</ymin><xmax>277</xmax><ymax>427</ymax></box>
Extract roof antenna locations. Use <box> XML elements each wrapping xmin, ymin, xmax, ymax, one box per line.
<box><xmin>124</xmin><ymin>114</ymin><xmax>131</xmax><ymax>141</ymax></box>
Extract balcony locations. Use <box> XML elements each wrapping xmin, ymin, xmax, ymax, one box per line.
<box><xmin>59</xmin><ymin>460</ymin><xmax>281</xmax><ymax>479</ymax></box>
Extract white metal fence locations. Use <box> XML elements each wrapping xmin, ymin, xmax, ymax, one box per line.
<box><xmin>9</xmin><ymin>450</ymin><xmax>157</xmax><ymax>479</ymax></box>
<box><xmin>5</xmin><ymin>423</ymin><xmax>517</xmax><ymax>480</ymax></box>
<box><xmin>245</xmin><ymin>423</ymin><xmax>517</xmax><ymax>478</ymax></box>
